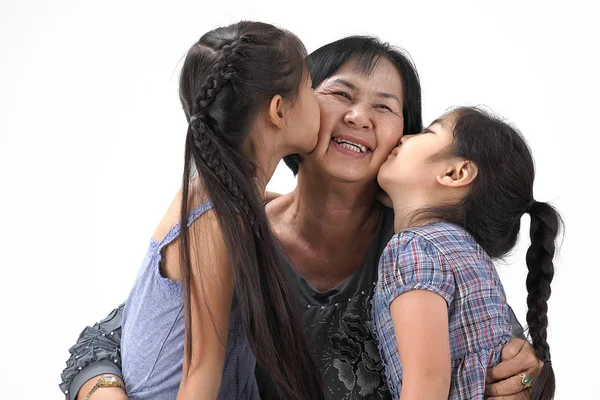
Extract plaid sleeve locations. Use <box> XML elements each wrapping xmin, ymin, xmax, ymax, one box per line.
<box><xmin>379</xmin><ymin>232</ymin><xmax>455</xmax><ymax>306</ymax></box>
<box><xmin>450</xmin><ymin>341</ymin><xmax>506</xmax><ymax>398</ymax></box>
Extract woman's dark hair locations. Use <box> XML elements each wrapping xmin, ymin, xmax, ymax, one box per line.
<box><xmin>420</xmin><ymin>106</ymin><xmax>561</xmax><ymax>400</ymax></box>
<box><xmin>283</xmin><ymin>35</ymin><xmax>423</xmax><ymax>175</ymax></box>
<box><xmin>178</xmin><ymin>21</ymin><xmax>323</xmax><ymax>400</ymax></box>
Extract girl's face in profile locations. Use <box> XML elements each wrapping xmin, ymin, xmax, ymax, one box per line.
<box><xmin>378</xmin><ymin>114</ymin><xmax>456</xmax><ymax>194</ymax></box>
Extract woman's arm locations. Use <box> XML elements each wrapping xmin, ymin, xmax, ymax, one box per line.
<box><xmin>59</xmin><ymin>304</ymin><xmax>126</xmax><ymax>400</ymax></box>
<box><xmin>174</xmin><ymin>210</ymin><xmax>234</xmax><ymax>399</ymax></box>
<box><xmin>390</xmin><ymin>290</ymin><xmax>451</xmax><ymax>400</ymax></box>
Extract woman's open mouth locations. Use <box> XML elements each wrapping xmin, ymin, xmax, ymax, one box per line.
<box><xmin>331</xmin><ymin>137</ymin><xmax>373</xmax><ymax>158</ymax></box>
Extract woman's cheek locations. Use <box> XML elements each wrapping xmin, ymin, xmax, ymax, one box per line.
<box><xmin>376</xmin><ymin>138</ymin><xmax>401</xmax><ymax>166</ymax></box>
<box><xmin>380</xmin><ymin>124</ymin><xmax>404</xmax><ymax>153</ymax></box>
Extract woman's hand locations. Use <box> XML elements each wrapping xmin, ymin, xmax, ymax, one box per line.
<box><xmin>485</xmin><ymin>338</ymin><xmax>543</xmax><ymax>399</ymax></box>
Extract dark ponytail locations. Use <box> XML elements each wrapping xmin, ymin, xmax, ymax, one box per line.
<box><xmin>178</xmin><ymin>21</ymin><xmax>324</xmax><ymax>400</ymax></box>
<box><xmin>525</xmin><ymin>201</ymin><xmax>561</xmax><ymax>400</ymax></box>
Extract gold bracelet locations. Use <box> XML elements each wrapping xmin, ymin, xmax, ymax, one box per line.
<box><xmin>85</xmin><ymin>375</ymin><xmax>124</xmax><ymax>400</ymax></box>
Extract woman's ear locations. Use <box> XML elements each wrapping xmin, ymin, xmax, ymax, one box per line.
<box><xmin>267</xmin><ymin>94</ymin><xmax>286</xmax><ymax>129</ymax></box>
<box><xmin>436</xmin><ymin>160</ymin><xmax>478</xmax><ymax>188</ymax></box>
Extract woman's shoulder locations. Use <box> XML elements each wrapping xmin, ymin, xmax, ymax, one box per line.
<box><xmin>264</xmin><ymin>192</ymin><xmax>295</xmax><ymax>238</ymax></box>
<box><xmin>265</xmin><ymin>191</ymin><xmax>293</xmax><ymax>217</ymax></box>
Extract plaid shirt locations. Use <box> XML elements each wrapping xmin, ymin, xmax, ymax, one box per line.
<box><xmin>372</xmin><ymin>222</ymin><xmax>513</xmax><ymax>399</ymax></box>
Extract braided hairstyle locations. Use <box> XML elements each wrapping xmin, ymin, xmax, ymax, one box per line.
<box><xmin>178</xmin><ymin>21</ymin><xmax>324</xmax><ymax>399</ymax></box>
<box><xmin>415</xmin><ymin>107</ymin><xmax>561</xmax><ymax>400</ymax></box>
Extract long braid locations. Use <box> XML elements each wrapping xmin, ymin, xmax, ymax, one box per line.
<box><xmin>181</xmin><ymin>34</ymin><xmax>324</xmax><ymax>399</ymax></box>
<box><xmin>525</xmin><ymin>200</ymin><xmax>561</xmax><ymax>400</ymax></box>
<box><xmin>194</xmin><ymin>40</ymin><xmax>241</xmax><ymax>110</ymax></box>
<box><xmin>189</xmin><ymin>116</ymin><xmax>257</xmax><ymax>226</ymax></box>
<box><xmin>188</xmin><ymin>38</ymin><xmax>258</xmax><ymax>225</ymax></box>
<box><xmin>179</xmin><ymin>38</ymin><xmax>257</xmax><ymax>367</ymax></box>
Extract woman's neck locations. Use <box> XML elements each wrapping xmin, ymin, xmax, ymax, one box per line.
<box><xmin>289</xmin><ymin>169</ymin><xmax>382</xmax><ymax>243</ymax></box>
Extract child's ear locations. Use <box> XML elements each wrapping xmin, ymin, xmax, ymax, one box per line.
<box><xmin>267</xmin><ymin>94</ymin><xmax>286</xmax><ymax>129</ymax></box>
<box><xmin>436</xmin><ymin>160</ymin><xmax>478</xmax><ymax>188</ymax></box>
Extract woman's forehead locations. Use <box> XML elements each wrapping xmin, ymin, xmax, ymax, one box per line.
<box><xmin>320</xmin><ymin>57</ymin><xmax>404</xmax><ymax>97</ymax></box>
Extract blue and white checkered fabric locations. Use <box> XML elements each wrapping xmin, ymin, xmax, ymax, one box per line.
<box><xmin>372</xmin><ymin>221</ymin><xmax>513</xmax><ymax>399</ymax></box>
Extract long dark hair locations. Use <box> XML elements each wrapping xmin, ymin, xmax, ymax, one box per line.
<box><xmin>178</xmin><ymin>21</ymin><xmax>323</xmax><ymax>399</ymax></box>
<box><xmin>419</xmin><ymin>106</ymin><xmax>561</xmax><ymax>400</ymax></box>
<box><xmin>284</xmin><ymin>35</ymin><xmax>423</xmax><ymax>175</ymax></box>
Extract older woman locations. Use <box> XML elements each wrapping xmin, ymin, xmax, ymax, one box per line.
<box><xmin>60</xmin><ymin>36</ymin><xmax>541</xmax><ymax>400</ymax></box>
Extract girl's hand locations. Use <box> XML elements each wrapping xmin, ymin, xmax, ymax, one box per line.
<box><xmin>484</xmin><ymin>338</ymin><xmax>543</xmax><ymax>399</ymax></box>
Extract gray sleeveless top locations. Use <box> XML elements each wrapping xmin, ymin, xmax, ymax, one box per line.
<box><xmin>121</xmin><ymin>200</ymin><xmax>260</xmax><ymax>399</ymax></box>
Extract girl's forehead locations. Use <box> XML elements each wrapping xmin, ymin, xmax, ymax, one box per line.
<box><xmin>431</xmin><ymin>112</ymin><xmax>457</xmax><ymax>127</ymax></box>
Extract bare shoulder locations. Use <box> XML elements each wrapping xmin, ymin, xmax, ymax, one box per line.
<box><xmin>265</xmin><ymin>192</ymin><xmax>294</xmax><ymax>227</ymax></box>
<box><xmin>159</xmin><ymin>205</ymin><xmax>225</xmax><ymax>281</ymax></box>
<box><xmin>152</xmin><ymin>179</ymin><xmax>209</xmax><ymax>243</ymax></box>
<box><xmin>153</xmin><ymin>181</ymin><xmax>224</xmax><ymax>282</ymax></box>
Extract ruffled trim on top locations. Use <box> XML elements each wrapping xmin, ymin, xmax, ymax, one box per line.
<box><xmin>59</xmin><ymin>304</ymin><xmax>124</xmax><ymax>398</ymax></box>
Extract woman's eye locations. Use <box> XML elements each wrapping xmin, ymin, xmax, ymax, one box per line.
<box><xmin>374</xmin><ymin>104</ymin><xmax>392</xmax><ymax>112</ymax></box>
<box><xmin>333</xmin><ymin>91</ymin><xmax>351</xmax><ymax>100</ymax></box>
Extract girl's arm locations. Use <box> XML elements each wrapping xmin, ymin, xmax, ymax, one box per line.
<box><xmin>390</xmin><ymin>290</ymin><xmax>451</xmax><ymax>400</ymax></box>
<box><xmin>168</xmin><ymin>210</ymin><xmax>234</xmax><ymax>400</ymax></box>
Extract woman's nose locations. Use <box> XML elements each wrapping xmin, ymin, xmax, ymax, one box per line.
<box><xmin>343</xmin><ymin>104</ymin><xmax>372</xmax><ymax>130</ymax></box>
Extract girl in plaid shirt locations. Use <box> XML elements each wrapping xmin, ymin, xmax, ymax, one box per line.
<box><xmin>372</xmin><ymin>106</ymin><xmax>560</xmax><ymax>400</ymax></box>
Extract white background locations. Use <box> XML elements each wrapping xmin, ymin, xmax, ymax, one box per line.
<box><xmin>1</xmin><ymin>0</ymin><xmax>598</xmax><ymax>398</ymax></box>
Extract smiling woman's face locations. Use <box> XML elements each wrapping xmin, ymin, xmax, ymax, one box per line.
<box><xmin>301</xmin><ymin>57</ymin><xmax>405</xmax><ymax>184</ymax></box>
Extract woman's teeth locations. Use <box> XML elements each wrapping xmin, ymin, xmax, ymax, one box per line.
<box><xmin>333</xmin><ymin>137</ymin><xmax>367</xmax><ymax>153</ymax></box>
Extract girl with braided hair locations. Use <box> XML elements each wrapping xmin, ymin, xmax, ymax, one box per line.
<box><xmin>372</xmin><ymin>106</ymin><xmax>561</xmax><ymax>399</ymax></box>
<box><xmin>119</xmin><ymin>21</ymin><xmax>324</xmax><ymax>400</ymax></box>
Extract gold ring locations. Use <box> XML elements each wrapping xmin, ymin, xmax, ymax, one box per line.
<box><xmin>518</xmin><ymin>373</ymin><xmax>532</xmax><ymax>389</ymax></box>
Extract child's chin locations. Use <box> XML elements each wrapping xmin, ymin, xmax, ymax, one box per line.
<box><xmin>376</xmin><ymin>169</ymin><xmax>391</xmax><ymax>190</ymax></box>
